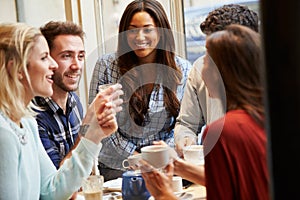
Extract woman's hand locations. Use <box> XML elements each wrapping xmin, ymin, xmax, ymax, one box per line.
<box><xmin>140</xmin><ymin>160</ymin><xmax>178</xmax><ymax>200</ymax></box>
<box><xmin>173</xmin><ymin>158</ymin><xmax>206</xmax><ymax>186</ymax></box>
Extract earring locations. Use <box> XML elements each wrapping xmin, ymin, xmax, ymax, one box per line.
<box><xmin>18</xmin><ymin>74</ymin><xmax>23</xmax><ymax>80</ymax></box>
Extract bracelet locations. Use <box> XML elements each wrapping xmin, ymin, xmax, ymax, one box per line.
<box><xmin>79</xmin><ymin>124</ymin><xmax>90</xmax><ymax>136</ymax></box>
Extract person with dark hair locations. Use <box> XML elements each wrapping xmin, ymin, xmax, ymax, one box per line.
<box><xmin>88</xmin><ymin>0</ymin><xmax>192</xmax><ymax>181</ymax></box>
<box><xmin>200</xmin><ymin>4</ymin><xmax>259</xmax><ymax>34</ymax></box>
<box><xmin>33</xmin><ymin>21</ymin><xmax>87</xmax><ymax>169</ymax></box>
<box><xmin>34</xmin><ymin>21</ymin><xmax>109</xmax><ymax>200</ymax></box>
<box><xmin>0</xmin><ymin>22</ymin><xmax>123</xmax><ymax>200</ymax></box>
<box><xmin>174</xmin><ymin>3</ymin><xmax>259</xmax><ymax>156</ymax></box>
<box><xmin>141</xmin><ymin>24</ymin><xmax>269</xmax><ymax>200</ymax></box>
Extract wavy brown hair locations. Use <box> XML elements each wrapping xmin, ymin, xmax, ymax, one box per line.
<box><xmin>206</xmin><ymin>24</ymin><xmax>264</xmax><ymax>127</ymax></box>
<box><xmin>117</xmin><ymin>0</ymin><xmax>182</xmax><ymax>126</ymax></box>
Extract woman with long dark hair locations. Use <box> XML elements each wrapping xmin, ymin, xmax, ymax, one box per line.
<box><xmin>89</xmin><ymin>0</ymin><xmax>192</xmax><ymax>181</ymax></box>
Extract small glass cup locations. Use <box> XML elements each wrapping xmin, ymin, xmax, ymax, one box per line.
<box><xmin>82</xmin><ymin>175</ymin><xmax>104</xmax><ymax>200</ymax></box>
<box><xmin>98</xmin><ymin>83</ymin><xmax>116</xmax><ymax>93</ymax></box>
<box><xmin>97</xmin><ymin>83</ymin><xmax>120</xmax><ymax>101</ymax></box>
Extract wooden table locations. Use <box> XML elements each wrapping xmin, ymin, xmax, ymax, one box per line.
<box><xmin>77</xmin><ymin>184</ymin><xmax>206</xmax><ymax>199</ymax></box>
<box><xmin>187</xmin><ymin>184</ymin><xmax>206</xmax><ymax>199</ymax></box>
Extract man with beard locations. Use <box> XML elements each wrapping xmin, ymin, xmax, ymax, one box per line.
<box><xmin>34</xmin><ymin>21</ymin><xmax>86</xmax><ymax>169</ymax></box>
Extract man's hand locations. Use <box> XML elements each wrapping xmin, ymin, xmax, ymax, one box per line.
<box><xmin>175</xmin><ymin>136</ymin><xmax>196</xmax><ymax>158</ymax></box>
<box><xmin>83</xmin><ymin>83</ymin><xmax>123</xmax><ymax>144</ymax></box>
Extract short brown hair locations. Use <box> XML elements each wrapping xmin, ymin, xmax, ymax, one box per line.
<box><xmin>40</xmin><ymin>21</ymin><xmax>85</xmax><ymax>50</ymax></box>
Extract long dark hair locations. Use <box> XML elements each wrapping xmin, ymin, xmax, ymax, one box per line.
<box><xmin>206</xmin><ymin>24</ymin><xmax>264</xmax><ymax>127</ymax></box>
<box><xmin>117</xmin><ymin>0</ymin><xmax>182</xmax><ymax>126</ymax></box>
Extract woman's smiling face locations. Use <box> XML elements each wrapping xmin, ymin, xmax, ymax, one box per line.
<box><xmin>126</xmin><ymin>11</ymin><xmax>160</xmax><ymax>62</ymax></box>
<box><xmin>24</xmin><ymin>35</ymin><xmax>58</xmax><ymax>100</ymax></box>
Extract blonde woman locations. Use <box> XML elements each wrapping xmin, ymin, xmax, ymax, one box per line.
<box><xmin>0</xmin><ymin>22</ymin><xmax>123</xmax><ymax>199</ymax></box>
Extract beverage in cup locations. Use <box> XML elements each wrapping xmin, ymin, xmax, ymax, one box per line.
<box><xmin>82</xmin><ymin>175</ymin><xmax>104</xmax><ymax>200</ymax></box>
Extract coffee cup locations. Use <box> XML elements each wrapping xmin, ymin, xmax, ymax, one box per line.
<box><xmin>82</xmin><ymin>175</ymin><xmax>104</xmax><ymax>200</ymax></box>
<box><xmin>141</xmin><ymin>145</ymin><xmax>170</xmax><ymax>169</ymax></box>
<box><xmin>183</xmin><ymin>145</ymin><xmax>204</xmax><ymax>165</ymax></box>
<box><xmin>122</xmin><ymin>154</ymin><xmax>142</xmax><ymax>169</ymax></box>
<box><xmin>172</xmin><ymin>176</ymin><xmax>183</xmax><ymax>193</ymax></box>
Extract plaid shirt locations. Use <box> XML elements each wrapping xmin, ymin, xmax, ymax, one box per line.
<box><xmin>89</xmin><ymin>53</ymin><xmax>192</xmax><ymax>170</ymax></box>
<box><xmin>34</xmin><ymin>92</ymin><xmax>83</xmax><ymax>169</ymax></box>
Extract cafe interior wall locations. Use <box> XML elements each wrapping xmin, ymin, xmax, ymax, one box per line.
<box><xmin>0</xmin><ymin>0</ymin><xmax>116</xmax><ymax>112</ymax></box>
<box><xmin>0</xmin><ymin>0</ymin><xmax>185</xmax><ymax>113</ymax></box>
<box><xmin>0</xmin><ymin>0</ymin><xmax>92</xmax><ymax>112</ymax></box>
<box><xmin>4</xmin><ymin>0</ymin><xmax>300</xmax><ymax>198</ymax></box>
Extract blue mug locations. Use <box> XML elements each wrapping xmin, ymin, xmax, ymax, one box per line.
<box><xmin>122</xmin><ymin>171</ymin><xmax>151</xmax><ymax>200</ymax></box>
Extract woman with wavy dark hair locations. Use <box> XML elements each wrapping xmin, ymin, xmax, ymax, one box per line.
<box><xmin>89</xmin><ymin>0</ymin><xmax>192</xmax><ymax>181</ymax></box>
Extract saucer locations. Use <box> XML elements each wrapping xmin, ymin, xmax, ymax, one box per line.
<box><xmin>103</xmin><ymin>177</ymin><xmax>122</xmax><ymax>192</ymax></box>
<box><xmin>148</xmin><ymin>192</ymin><xmax>193</xmax><ymax>200</ymax></box>
<box><xmin>176</xmin><ymin>192</ymin><xmax>193</xmax><ymax>200</ymax></box>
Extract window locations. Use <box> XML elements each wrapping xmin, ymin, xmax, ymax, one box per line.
<box><xmin>183</xmin><ymin>0</ymin><xmax>260</xmax><ymax>63</ymax></box>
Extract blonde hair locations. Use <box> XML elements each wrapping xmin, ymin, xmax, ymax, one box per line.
<box><xmin>0</xmin><ymin>23</ymin><xmax>42</xmax><ymax>121</ymax></box>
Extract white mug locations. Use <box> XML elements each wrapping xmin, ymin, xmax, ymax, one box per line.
<box><xmin>141</xmin><ymin>145</ymin><xmax>170</xmax><ymax>169</ymax></box>
<box><xmin>122</xmin><ymin>154</ymin><xmax>142</xmax><ymax>169</ymax></box>
<box><xmin>183</xmin><ymin>145</ymin><xmax>204</xmax><ymax>165</ymax></box>
<box><xmin>172</xmin><ymin>176</ymin><xmax>183</xmax><ymax>193</ymax></box>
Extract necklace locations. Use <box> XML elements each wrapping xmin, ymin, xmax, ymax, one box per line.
<box><xmin>0</xmin><ymin>111</ymin><xmax>28</xmax><ymax>145</ymax></box>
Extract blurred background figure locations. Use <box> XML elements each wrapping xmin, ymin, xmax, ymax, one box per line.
<box><xmin>174</xmin><ymin>4</ymin><xmax>259</xmax><ymax>156</ymax></box>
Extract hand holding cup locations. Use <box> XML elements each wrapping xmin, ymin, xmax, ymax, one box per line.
<box><xmin>141</xmin><ymin>145</ymin><xmax>170</xmax><ymax>169</ymax></box>
<box><xmin>175</xmin><ymin>135</ymin><xmax>197</xmax><ymax>158</ymax></box>
<box><xmin>82</xmin><ymin>83</ymin><xmax>123</xmax><ymax>144</ymax></box>
<box><xmin>183</xmin><ymin>144</ymin><xmax>204</xmax><ymax>165</ymax></box>
<box><xmin>122</xmin><ymin>154</ymin><xmax>142</xmax><ymax>170</ymax></box>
